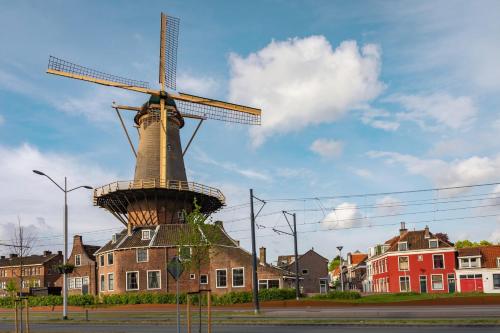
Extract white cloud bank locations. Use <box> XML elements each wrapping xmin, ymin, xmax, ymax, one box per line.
<box><xmin>228</xmin><ymin>36</ymin><xmax>384</xmax><ymax>146</ymax></box>
<box><xmin>310</xmin><ymin>139</ymin><xmax>343</xmax><ymax>158</ymax></box>
<box><xmin>322</xmin><ymin>202</ymin><xmax>363</xmax><ymax>229</ymax></box>
<box><xmin>177</xmin><ymin>73</ymin><xmax>219</xmax><ymax>96</ymax></box>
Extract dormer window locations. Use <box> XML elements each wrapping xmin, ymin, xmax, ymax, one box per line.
<box><xmin>111</xmin><ymin>234</ymin><xmax>117</xmax><ymax>244</ymax></box>
<box><xmin>429</xmin><ymin>239</ymin><xmax>438</xmax><ymax>249</ymax></box>
<box><xmin>497</xmin><ymin>258</ymin><xmax>500</xmax><ymax>268</ymax></box>
<box><xmin>75</xmin><ymin>254</ymin><xmax>81</xmax><ymax>266</ymax></box>
<box><xmin>142</xmin><ymin>230</ymin><xmax>151</xmax><ymax>241</ymax></box>
<box><xmin>398</xmin><ymin>242</ymin><xmax>408</xmax><ymax>251</ymax></box>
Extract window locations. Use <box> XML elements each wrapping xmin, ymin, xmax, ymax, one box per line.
<box><xmin>433</xmin><ymin>254</ymin><xmax>444</xmax><ymax>269</ymax></box>
<box><xmin>216</xmin><ymin>269</ymin><xmax>227</xmax><ymax>288</ymax></box>
<box><xmin>75</xmin><ymin>277</ymin><xmax>82</xmax><ymax>289</ymax></box>
<box><xmin>142</xmin><ymin>230</ymin><xmax>151</xmax><ymax>240</ymax></box>
<box><xmin>107</xmin><ymin>252</ymin><xmax>114</xmax><ymax>265</ymax></box>
<box><xmin>431</xmin><ymin>274</ymin><xmax>444</xmax><ymax>290</ymax></box>
<box><xmin>493</xmin><ymin>274</ymin><xmax>500</xmax><ymax>289</ymax></box>
<box><xmin>108</xmin><ymin>273</ymin><xmax>114</xmax><ymax>291</ymax></box>
<box><xmin>190</xmin><ymin>273</ymin><xmax>196</xmax><ymax>280</ymax></box>
<box><xmin>459</xmin><ymin>257</ymin><xmax>481</xmax><ymax>268</ymax></box>
<box><xmin>232</xmin><ymin>268</ymin><xmax>245</xmax><ymax>287</ymax></box>
<box><xmin>75</xmin><ymin>254</ymin><xmax>81</xmax><ymax>266</ymax></box>
<box><xmin>429</xmin><ymin>239</ymin><xmax>439</xmax><ymax>248</ymax></box>
<box><xmin>399</xmin><ymin>276</ymin><xmax>410</xmax><ymax>292</ymax></box>
<box><xmin>69</xmin><ymin>278</ymin><xmax>75</xmax><ymax>289</ymax></box>
<box><xmin>302</xmin><ymin>269</ymin><xmax>309</xmax><ymax>275</ymax></box>
<box><xmin>497</xmin><ymin>258</ymin><xmax>500</xmax><ymax>268</ymax></box>
<box><xmin>398</xmin><ymin>242</ymin><xmax>408</xmax><ymax>251</ymax></box>
<box><xmin>147</xmin><ymin>271</ymin><xmax>161</xmax><ymax>289</ymax></box>
<box><xmin>136</xmin><ymin>248</ymin><xmax>148</xmax><ymax>263</ymax></box>
<box><xmin>398</xmin><ymin>256</ymin><xmax>409</xmax><ymax>271</ymax></box>
<box><xmin>111</xmin><ymin>234</ymin><xmax>117</xmax><ymax>243</ymax></box>
<box><xmin>82</xmin><ymin>276</ymin><xmax>89</xmax><ymax>286</ymax></box>
<box><xmin>100</xmin><ymin>275</ymin><xmax>105</xmax><ymax>292</ymax></box>
<box><xmin>100</xmin><ymin>255</ymin><xmax>105</xmax><ymax>267</ymax></box>
<box><xmin>33</xmin><ymin>280</ymin><xmax>40</xmax><ymax>287</ymax></box>
<box><xmin>258</xmin><ymin>279</ymin><xmax>280</xmax><ymax>289</ymax></box>
<box><xmin>179</xmin><ymin>247</ymin><xmax>192</xmax><ymax>261</ymax></box>
<box><xmin>126</xmin><ymin>271</ymin><xmax>139</xmax><ymax>290</ymax></box>
<box><xmin>200</xmin><ymin>274</ymin><xmax>208</xmax><ymax>285</ymax></box>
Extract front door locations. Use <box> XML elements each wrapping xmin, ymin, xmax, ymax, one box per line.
<box><xmin>448</xmin><ymin>274</ymin><xmax>456</xmax><ymax>293</ymax></box>
<box><xmin>319</xmin><ymin>279</ymin><xmax>328</xmax><ymax>294</ymax></box>
<box><xmin>419</xmin><ymin>276</ymin><xmax>427</xmax><ymax>293</ymax></box>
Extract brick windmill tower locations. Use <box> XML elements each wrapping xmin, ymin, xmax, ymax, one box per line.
<box><xmin>47</xmin><ymin>13</ymin><xmax>261</xmax><ymax>235</ymax></box>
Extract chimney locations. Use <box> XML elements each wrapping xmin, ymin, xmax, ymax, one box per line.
<box><xmin>43</xmin><ymin>250</ymin><xmax>52</xmax><ymax>256</ymax></box>
<box><xmin>73</xmin><ymin>235</ymin><xmax>83</xmax><ymax>245</ymax></box>
<box><xmin>259</xmin><ymin>247</ymin><xmax>266</xmax><ymax>265</ymax></box>
<box><xmin>424</xmin><ymin>225</ymin><xmax>430</xmax><ymax>239</ymax></box>
<box><xmin>0</xmin><ymin>256</ymin><xmax>4</xmax><ymax>259</ymax></box>
<box><xmin>57</xmin><ymin>251</ymin><xmax>63</xmax><ymax>256</ymax></box>
<box><xmin>399</xmin><ymin>221</ymin><xmax>407</xmax><ymax>236</ymax></box>
<box><xmin>9</xmin><ymin>253</ymin><xmax>18</xmax><ymax>258</ymax></box>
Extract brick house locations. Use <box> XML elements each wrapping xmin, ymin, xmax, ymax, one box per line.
<box><xmin>365</xmin><ymin>223</ymin><xmax>456</xmax><ymax>293</ymax></box>
<box><xmin>94</xmin><ymin>222</ymin><xmax>294</xmax><ymax>295</ymax></box>
<box><xmin>345</xmin><ymin>251</ymin><xmax>368</xmax><ymax>291</ymax></box>
<box><xmin>0</xmin><ymin>251</ymin><xmax>63</xmax><ymax>296</ymax></box>
<box><xmin>277</xmin><ymin>249</ymin><xmax>329</xmax><ymax>294</ymax></box>
<box><xmin>55</xmin><ymin>235</ymin><xmax>100</xmax><ymax>295</ymax></box>
<box><xmin>455</xmin><ymin>246</ymin><xmax>500</xmax><ymax>293</ymax></box>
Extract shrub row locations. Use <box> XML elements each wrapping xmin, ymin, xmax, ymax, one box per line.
<box><xmin>312</xmin><ymin>290</ymin><xmax>361</xmax><ymax>300</ymax></box>
<box><xmin>0</xmin><ymin>288</ymin><xmax>297</xmax><ymax>308</ymax></box>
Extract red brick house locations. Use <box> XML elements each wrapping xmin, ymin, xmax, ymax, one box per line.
<box><xmin>94</xmin><ymin>222</ymin><xmax>294</xmax><ymax>295</ymax></box>
<box><xmin>0</xmin><ymin>251</ymin><xmax>63</xmax><ymax>296</ymax></box>
<box><xmin>55</xmin><ymin>235</ymin><xmax>100</xmax><ymax>295</ymax></box>
<box><xmin>455</xmin><ymin>246</ymin><xmax>500</xmax><ymax>293</ymax></box>
<box><xmin>365</xmin><ymin>223</ymin><xmax>456</xmax><ymax>293</ymax></box>
<box><xmin>345</xmin><ymin>251</ymin><xmax>368</xmax><ymax>291</ymax></box>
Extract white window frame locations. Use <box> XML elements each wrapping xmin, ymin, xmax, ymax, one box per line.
<box><xmin>200</xmin><ymin>274</ymin><xmax>208</xmax><ymax>285</ymax></box>
<box><xmin>399</xmin><ymin>276</ymin><xmax>410</xmax><ymax>292</ymax></box>
<box><xmin>100</xmin><ymin>274</ymin><xmax>105</xmax><ymax>292</ymax></box>
<box><xmin>126</xmin><ymin>271</ymin><xmax>140</xmax><ymax>291</ymax></box>
<box><xmin>432</xmin><ymin>254</ymin><xmax>445</xmax><ymax>269</ymax></box>
<box><xmin>75</xmin><ymin>254</ymin><xmax>81</xmax><ymax>266</ymax></box>
<box><xmin>99</xmin><ymin>255</ymin><xmax>105</xmax><ymax>267</ymax></box>
<box><xmin>398</xmin><ymin>242</ymin><xmax>408</xmax><ymax>251</ymax></box>
<box><xmin>496</xmin><ymin>258</ymin><xmax>500</xmax><ymax>268</ymax></box>
<box><xmin>147</xmin><ymin>270</ymin><xmax>161</xmax><ymax>290</ymax></box>
<box><xmin>458</xmin><ymin>256</ymin><xmax>481</xmax><ymax>269</ymax></box>
<box><xmin>111</xmin><ymin>234</ymin><xmax>117</xmax><ymax>243</ymax></box>
<box><xmin>136</xmin><ymin>248</ymin><xmax>149</xmax><ymax>263</ymax></box>
<box><xmin>179</xmin><ymin>246</ymin><xmax>192</xmax><ymax>261</ymax></box>
<box><xmin>428</xmin><ymin>239</ymin><xmax>439</xmax><ymax>249</ymax></box>
<box><xmin>69</xmin><ymin>278</ymin><xmax>75</xmax><ymax>289</ymax></box>
<box><xmin>107</xmin><ymin>252</ymin><xmax>114</xmax><ymax>266</ymax></box>
<box><xmin>431</xmin><ymin>274</ymin><xmax>444</xmax><ymax>290</ymax></box>
<box><xmin>258</xmin><ymin>279</ymin><xmax>280</xmax><ymax>290</ymax></box>
<box><xmin>75</xmin><ymin>277</ymin><xmax>82</xmax><ymax>289</ymax></box>
<box><xmin>142</xmin><ymin>229</ymin><xmax>151</xmax><ymax>241</ymax></box>
<box><xmin>398</xmin><ymin>256</ymin><xmax>409</xmax><ymax>271</ymax></box>
<box><xmin>108</xmin><ymin>273</ymin><xmax>114</xmax><ymax>291</ymax></box>
<box><xmin>493</xmin><ymin>273</ymin><xmax>500</xmax><ymax>289</ymax></box>
<box><xmin>232</xmin><ymin>267</ymin><xmax>245</xmax><ymax>288</ymax></box>
<box><xmin>190</xmin><ymin>273</ymin><xmax>196</xmax><ymax>280</ymax></box>
<box><xmin>82</xmin><ymin>276</ymin><xmax>89</xmax><ymax>286</ymax></box>
<box><xmin>215</xmin><ymin>269</ymin><xmax>227</xmax><ymax>288</ymax></box>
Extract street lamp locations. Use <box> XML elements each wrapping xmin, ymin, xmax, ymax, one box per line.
<box><xmin>33</xmin><ymin>170</ymin><xmax>92</xmax><ymax>320</ymax></box>
<box><xmin>336</xmin><ymin>246</ymin><xmax>344</xmax><ymax>292</ymax></box>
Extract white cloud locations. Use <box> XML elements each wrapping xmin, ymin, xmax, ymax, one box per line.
<box><xmin>310</xmin><ymin>139</ymin><xmax>343</xmax><ymax>158</ymax></box>
<box><xmin>322</xmin><ymin>202</ymin><xmax>364</xmax><ymax>229</ymax></box>
<box><xmin>360</xmin><ymin>107</ymin><xmax>400</xmax><ymax>131</ymax></box>
<box><xmin>177</xmin><ymin>73</ymin><xmax>219</xmax><ymax>96</ymax></box>
<box><xmin>228</xmin><ymin>36</ymin><xmax>384</xmax><ymax>146</ymax></box>
<box><xmin>0</xmin><ymin>144</ymin><xmax>120</xmax><ymax>252</ymax></box>
<box><xmin>387</xmin><ymin>93</ymin><xmax>478</xmax><ymax>130</ymax></box>
<box><xmin>353</xmin><ymin>168</ymin><xmax>374</xmax><ymax>179</ymax></box>
<box><xmin>375</xmin><ymin>196</ymin><xmax>404</xmax><ymax>215</ymax></box>
<box><xmin>368</xmin><ymin>151</ymin><xmax>500</xmax><ymax>192</ymax></box>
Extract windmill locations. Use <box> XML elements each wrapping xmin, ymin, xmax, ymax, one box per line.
<box><xmin>47</xmin><ymin>13</ymin><xmax>261</xmax><ymax>230</ymax></box>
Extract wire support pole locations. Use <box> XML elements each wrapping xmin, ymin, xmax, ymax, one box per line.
<box><xmin>249</xmin><ymin>189</ymin><xmax>260</xmax><ymax>314</ymax></box>
<box><xmin>281</xmin><ymin>211</ymin><xmax>300</xmax><ymax>300</ymax></box>
<box><xmin>63</xmin><ymin>177</ymin><xmax>68</xmax><ymax>320</ymax></box>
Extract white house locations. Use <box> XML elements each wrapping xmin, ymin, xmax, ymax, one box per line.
<box><xmin>455</xmin><ymin>246</ymin><xmax>500</xmax><ymax>293</ymax></box>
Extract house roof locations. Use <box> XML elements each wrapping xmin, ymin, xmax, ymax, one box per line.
<box><xmin>277</xmin><ymin>249</ymin><xmax>329</xmax><ymax>270</ymax></box>
<box><xmin>83</xmin><ymin>245</ymin><xmax>101</xmax><ymax>260</ymax></box>
<box><xmin>384</xmin><ymin>228</ymin><xmax>453</xmax><ymax>252</ymax></box>
<box><xmin>350</xmin><ymin>253</ymin><xmax>368</xmax><ymax>266</ymax></box>
<box><xmin>95</xmin><ymin>223</ymin><xmax>239</xmax><ymax>255</ymax></box>
<box><xmin>0</xmin><ymin>253</ymin><xmax>61</xmax><ymax>267</ymax></box>
<box><xmin>458</xmin><ymin>245</ymin><xmax>500</xmax><ymax>268</ymax></box>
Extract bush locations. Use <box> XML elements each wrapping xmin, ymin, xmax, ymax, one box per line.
<box><xmin>313</xmin><ymin>290</ymin><xmax>361</xmax><ymax>300</ymax></box>
<box><xmin>259</xmin><ymin>288</ymin><xmax>296</xmax><ymax>301</ymax></box>
<box><xmin>394</xmin><ymin>292</ymin><xmax>420</xmax><ymax>297</ymax></box>
<box><xmin>212</xmin><ymin>291</ymin><xmax>252</xmax><ymax>305</ymax></box>
<box><xmin>69</xmin><ymin>294</ymin><xmax>96</xmax><ymax>306</ymax></box>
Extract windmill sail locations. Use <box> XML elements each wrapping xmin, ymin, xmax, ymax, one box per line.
<box><xmin>161</xmin><ymin>14</ymin><xmax>180</xmax><ymax>90</ymax></box>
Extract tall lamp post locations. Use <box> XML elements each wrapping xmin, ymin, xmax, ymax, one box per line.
<box><xmin>336</xmin><ymin>246</ymin><xmax>344</xmax><ymax>292</ymax></box>
<box><xmin>33</xmin><ymin>170</ymin><xmax>92</xmax><ymax>320</ymax></box>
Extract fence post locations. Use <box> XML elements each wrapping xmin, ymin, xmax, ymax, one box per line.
<box><xmin>207</xmin><ymin>291</ymin><xmax>212</xmax><ymax>333</ymax></box>
<box><xmin>24</xmin><ymin>298</ymin><xmax>29</xmax><ymax>333</ymax></box>
<box><xmin>187</xmin><ymin>295</ymin><xmax>191</xmax><ymax>333</ymax></box>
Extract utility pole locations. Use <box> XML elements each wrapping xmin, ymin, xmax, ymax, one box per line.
<box><xmin>277</xmin><ymin>211</ymin><xmax>300</xmax><ymax>300</ymax></box>
<box><xmin>249</xmin><ymin>189</ymin><xmax>260</xmax><ymax>314</ymax></box>
<box><xmin>337</xmin><ymin>246</ymin><xmax>344</xmax><ymax>292</ymax></box>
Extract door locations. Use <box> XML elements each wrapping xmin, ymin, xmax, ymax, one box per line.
<box><xmin>419</xmin><ymin>276</ymin><xmax>427</xmax><ymax>293</ymax></box>
<box><xmin>459</xmin><ymin>274</ymin><xmax>483</xmax><ymax>292</ymax></box>
<box><xmin>447</xmin><ymin>274</ymin><xmax>456</xmax><ymax>293</ymax></box>
<box><xmin>319</xmin><ymin>279</ymin><xmax>328</xmax><ymax>294</ymax></box>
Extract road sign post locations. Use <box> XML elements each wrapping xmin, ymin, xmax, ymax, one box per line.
<box><xmin>167</xmin><ymin>256</ymin><xmax>184</xmax><ymax>333</ymax></box>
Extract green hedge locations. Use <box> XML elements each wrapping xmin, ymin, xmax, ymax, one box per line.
<box><xmin>0</xmin><ymin>288</ymin><xmax>297</xmax><ymax>308</ymax></box>
<box><xmin>312</xmin><ymin>290</ymin><xmax>361</xmax><ymax>300</ymax></box>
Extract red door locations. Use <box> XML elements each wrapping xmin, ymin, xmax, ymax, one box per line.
<box><xmin>460</xmin><ymin>275</ymin><xmax>483</xmax><ymax>292</ymax></box>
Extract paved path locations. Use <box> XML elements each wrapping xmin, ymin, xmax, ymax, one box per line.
<box><xmin>0</xmin><ymin>324</ymin><xmax>499</xmax><ymax>333</ymax></box>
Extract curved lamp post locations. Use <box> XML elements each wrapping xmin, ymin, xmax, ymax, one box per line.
<box><xmin>337</xmin><ymin>246</ymin><xmax>344</xmax><ymax>292</ymax></box>
<box><xmin>33</xmin><ymin>170</ymin><xmax>92</xmax><ymax>320</ymax></box>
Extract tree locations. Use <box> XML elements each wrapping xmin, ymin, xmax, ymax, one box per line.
<box><xmin>455</xmin><ymin>239</ymin><xmax>493</xmax><ymax>248</ymax></box>
<box><xmin>328</xmin><ymin>255</ymin><xmax>341</xmax><ymax>272</ymax></box>
<box><xmin>9</xmin><ymin>220</ymin><xmax>37</xmax><ymax>297</ymax></box>
<box><xmin>5</xmin><ymin>279</ymin><xmax>18</xmax><ymax>305</ymax></box>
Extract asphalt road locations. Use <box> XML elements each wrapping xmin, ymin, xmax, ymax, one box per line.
<box><xmin>0</xmin><ymin>324</ymin><xmax>499</xmax><ymax>333</ymax></box>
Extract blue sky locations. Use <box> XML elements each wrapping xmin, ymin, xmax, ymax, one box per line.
<box><xmin>0</xmin><ymin>0</ymin><xmax>499</xmax><ymax>263</ymax></box>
